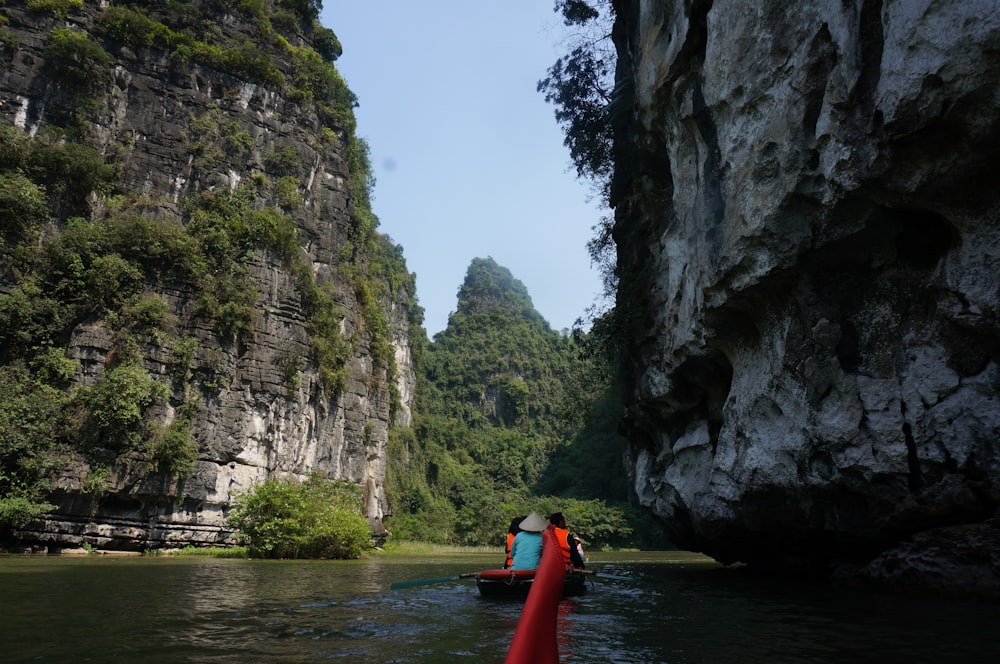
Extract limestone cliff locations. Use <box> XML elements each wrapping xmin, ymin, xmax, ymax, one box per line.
<box><xmin>0</xmin><ymin>1</ymin><xmax>416</xmax><ymax>550</ymax></box>
<box><xmin>613</xmin><ymin>0</ymin><xmax>1000</xmax><ymax>594</ymax></box>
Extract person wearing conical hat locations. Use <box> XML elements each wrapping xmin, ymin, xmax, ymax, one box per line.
<box><xmin>509</xmin><ymin>512</ymin><xmax>546</xmax><ymax>570</ymax></box>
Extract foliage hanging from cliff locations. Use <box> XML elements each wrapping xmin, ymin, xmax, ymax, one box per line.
<box><xmin>539</xmin><ymin>0</ymin><xmax>621</xmax><ymax>311</ymax></box>
<box><xmin>226</xmin><ymin>474</ymin><xmax>371</xmax><ymax>559</ymax></box>
<box><xmin>0</xmin><ymin>125</ymin><xmax>318</xmax><ymax>512</ymax></box>
<box><xmin>94</xmin><ymin>0</ymin><xmax>353</xmax><ymax>130</ymax></box>
<box><xmin>538</xmin><ymin>0</ymin><xmax>616</xmax><ymax>197</ymax></box>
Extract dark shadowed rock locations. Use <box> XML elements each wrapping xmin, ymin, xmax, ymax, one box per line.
<box><xmin>859</xmin><ymin>519</ymin><xmax>1000</xmax><ymax>599</ymax></box>
<box><xmin>613</xmin><ymin>0</ymin><xmax>1000</xmax><ymax>595</ymax></box>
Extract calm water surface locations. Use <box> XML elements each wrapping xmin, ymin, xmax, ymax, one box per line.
<box><xmin>2</xmin><ymin>551</ymin><xmax>998</xmax><ymax>663</ymax></box>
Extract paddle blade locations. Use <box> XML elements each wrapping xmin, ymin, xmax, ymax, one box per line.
<box><xmin>390</xmin><ymin>576</ymin><xmax>459</xmax><ymax>590</ymax></box>
<box><xmin>390</xmin><ymin>572</ymin><xmax>479</xmax><ymax>591</ymax></box>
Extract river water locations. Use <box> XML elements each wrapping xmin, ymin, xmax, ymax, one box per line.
<box><xmin>2</xmin><ymin>550</ymin><xmax>998</xmax><ymax>663</ymax></box>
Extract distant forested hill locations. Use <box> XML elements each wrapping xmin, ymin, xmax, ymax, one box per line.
<box><xmin>386</xmin><ymin>257</ymin><xmax>666</xmax><ymax>549</ymax></box>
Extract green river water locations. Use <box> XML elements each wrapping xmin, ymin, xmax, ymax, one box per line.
<box><xmin>1</xmin><ymin>550</ymin><xmax>997</xmax><ymax>663</ymax></box>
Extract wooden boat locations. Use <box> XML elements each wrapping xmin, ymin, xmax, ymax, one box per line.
<box><xmin>475</xmin><ymin>568</ymin><xmax>588</xmax><ymax>598</ymax></box>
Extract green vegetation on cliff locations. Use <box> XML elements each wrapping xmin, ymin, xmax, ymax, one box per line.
<box><xmin>0</xmin><ymin>0</ymin><xmax>415</xmax><ymax>533</ymax></box>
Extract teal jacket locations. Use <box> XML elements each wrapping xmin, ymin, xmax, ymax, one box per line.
<box><xmin>509</xmin><ymin>531</ymin><xmax>543</xmax><ymax>570</ymax></box>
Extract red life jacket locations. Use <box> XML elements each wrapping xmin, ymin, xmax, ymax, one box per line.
<box><xmin>504</xmin><ymin>531</ymin><xmax>516</xmax><ymax>568</ymax></box>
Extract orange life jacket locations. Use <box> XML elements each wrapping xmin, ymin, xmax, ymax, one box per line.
<box><xmin>552</xmin><ymin>527</ymin><xmax>573</xmax><ymax>567</ymax></box>
<box><xmin>504</xmin><ymin>531</ymin><xmax>516</xmax><ymax>568</ymax></box>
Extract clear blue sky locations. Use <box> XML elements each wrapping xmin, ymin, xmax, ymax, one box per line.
<box><xmin>321</xmin><ymin>2</ymin><xmax>606</xmax><ymax>337</ymax></box>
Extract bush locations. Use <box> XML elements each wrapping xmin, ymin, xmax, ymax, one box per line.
<box><xmin>245</xmin><ymin>207</ymin><xmax>299</xmax><ymax>260</ymax></box>
<box><xmin>27</xmin><ymin>0</ymin><xmax>83</xmax><ymax>19</ymax></box>
<box><xmin>86</xmin><ymin>254</ymin><xmax>144</xmax><ymax>312</ymax></box>
<box><xmin>122</xmin><ymin>295</ymin><xmax>171</xmax><ymax>331</ymax></box>
<box><xmin>227</xmin><ymin>474</ymin><xmax>371</xmax><ymax>559</ymax></box>
<box><xmin>289</xmin><ymin>46</ymin><xmax>346</xmax><ymax>103</ymax></box>
<box><xmin>43</xmin><ymin>27</ymin><xmax>112</xmax><ymax>85</ymax></box>
<box><xmin>0</xmin><ymin>172</ymin><xmax>48</xmax><ymax>243</ymax></box>
<box><xmin>144</xmin><ymin>414</ymin><xmax>198</xmax><ymax>477</ymax></box>
<box><xmin>0</xmin><ymin>495</ymin><xmax>56</xmax><ymax>528</ymax></box>
<box><xmin>312</xmin><ymin>26</ymin><xmax>342</xmax><ymax>62</ymax></box>
<box><xmin>29</xmin><ymin>140</ymin><xmax>117</xmax><ymax>217</ymax></box>
<box><xmin>215</xmin><ymin>297</ymin><xmax>256</xmax><ymax>343</ymax></box>
<box><xmin>0</xmin><ymin>26</ymin><xmax>19</xmax><ymax>56</ymax></box>
<box><xmin>83</xmin><ymin>360</ymin><xmax>166</xmax><ymax>452</ymax></box>
<box><xmin>97</xmin><ymin>5</ymin><xmax>160</xmax><ymax>46</ymax></box>
<box><xmin>29</xmin><ymin>346</ymin><xmax>79</xmax><ymax>385</ymax></box>
<box><xmin>264</xmin><ymin>147</ymin><xmax>300</xmax><ymax>176</ymax></box>
<box><xmin>274</xmin><ymin>175</ymin><xmax>302</xmax><ymax>210</ymax></box>
<box><xmin>0</xmin><ymin>125</ymin><xmax>32</xmax><ymax>170</ymax></box>
<box><xmin>0</xmin><ymin>279</ymin><xmax>73</xmax><ymax>352</ymax></box>
<box><xmin>222</xmin><ymin>121</ymin><xmax>254</xmax><ymax>156</ymax></box>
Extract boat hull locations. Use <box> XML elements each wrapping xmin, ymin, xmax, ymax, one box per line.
<box><xmin>475</xmin><ymin>568</ymin><xmax>588</xmax><ymax>598</ymax></box>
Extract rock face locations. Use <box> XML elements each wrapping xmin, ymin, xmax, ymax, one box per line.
<box><xmin>612</xmin><ymin>0</ymin><xmax>1000</xmax><ymax>593</ymax></box>
<box><xmin>0</xmin><ymin>2</ymin><xmax>415</xmax><ymax>550</ymax></box>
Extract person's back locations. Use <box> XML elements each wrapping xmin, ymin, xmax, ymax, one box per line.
<box><xmin>504</xmin><ymin>515</ymin><xmax>526</xmax><ymax>568</ymax></box>
<box><xmin>548</xmin><ymin>512</ymin><xmax>586</xmax><ymax>569</ymax></box>
<box><xmin>509</xmin><ymin>531</ymin><xmax>543</xmax><ymax>569</ymax></box>
<box><xmin>508</xmin><ymin>512</ymin><xmax>546</xmax><ymax>570</ymax></box>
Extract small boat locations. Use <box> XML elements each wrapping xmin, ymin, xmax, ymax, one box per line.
<box><xmin>475</xmin><ymin>568</ymin><xmax>589</xmax><ymax>598</ymax></box>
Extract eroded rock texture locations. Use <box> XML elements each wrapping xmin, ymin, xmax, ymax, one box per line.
<box><xmin>0</xmin><ymin>2</ymin><xmax>415</xmax><ymax>550</ymax></box>
<box><xmin>613</xmin><ymin>0</ymin><xmax>1000</xmax><ymax>594</ymax></box>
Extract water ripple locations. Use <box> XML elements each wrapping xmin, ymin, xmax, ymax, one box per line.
<box><xmin>3</xmin><ymin>555</ymin><xmax>1000</xmax><ymax>663</ymax></box>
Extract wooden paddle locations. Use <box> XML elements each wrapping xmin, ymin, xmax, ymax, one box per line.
<box><xmin>390</xmin><ymin>572</ymin><xmax>480</xmax><ymax>590</ymax></box>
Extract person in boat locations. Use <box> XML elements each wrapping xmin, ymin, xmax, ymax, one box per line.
<box><xmin>503</xmin><ymin>515</ymin><xmax>526</xmax><ymax>569</ymax></box>
<box><xmin>548</xmin><ymin>512</ymin><xmax>586</xmax><ymax>569</ymax></box>
<box><xmin>508</xmin><ymin>512</ymin><xmax>547</xmax><ymax>570</ymax></box>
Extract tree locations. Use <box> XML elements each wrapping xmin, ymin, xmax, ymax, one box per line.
<box><xmin>0</xmin><ymin>362</ymin><xmax>64</xmax><ymax>529</ymax></box>
<box><xmin>538</xmin><ymin>1</ymin><xmax>620</xmax><ymax>305</ymax></box>
<box><xmin>537</xmin><ymin>0</ymin><xmax>616</xmax><ymax>197</ymax></box>
<box><xmin>226</xmin><ymin>474</ymin><xmax>371</xmax><ymax>559</ymax></box>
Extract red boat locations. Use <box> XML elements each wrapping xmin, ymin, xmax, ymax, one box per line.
<box><xmin>475</xmin><ymin>568</ymin><xmax>589</xmax><ymax>598</ymax></box>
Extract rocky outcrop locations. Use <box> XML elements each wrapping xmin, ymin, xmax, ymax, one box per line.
<box><xmin>612</xmin><ymin>0</ymin><xmax>1000</xmax><ymax>594</ymax></box>
<box><xmin>0</xmin><ymin>1</ymin><xmax>415</xmax><ymax>550</ymax></box>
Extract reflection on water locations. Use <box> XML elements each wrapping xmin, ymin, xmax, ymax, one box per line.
<box><xmin>1</xmin><ymin>551</ymin><xmax>998</xmax><ymax>663</ymax></box>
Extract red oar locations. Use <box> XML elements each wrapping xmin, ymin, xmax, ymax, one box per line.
<box><xmin>504</xmin><ymin>525</ymin><xmax>566</xmax><ymax>663</ymax></box>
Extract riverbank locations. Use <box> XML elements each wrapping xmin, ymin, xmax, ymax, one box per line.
<box><xmin>376</xmin><ymin>541</ymin><xmax>499</xmax><ymax>555</ymax></box>
<box><xmin>1</xmin><ymin>539</ymin><xmax>696</xmax><ymax>564</ymax></box>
